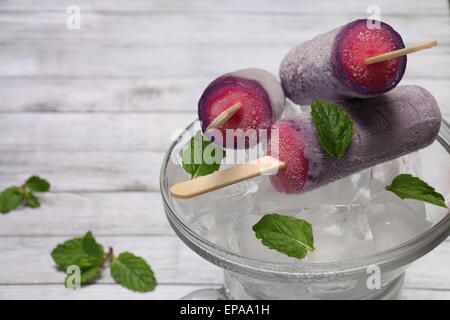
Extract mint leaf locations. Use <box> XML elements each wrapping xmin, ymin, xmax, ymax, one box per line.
<box><xmin>386</xmin><ymin>174</ymin><xmax>448</xmax><ymax>208</ymax></box>
<box><xmin>24</xmin><ymin>192</ymin><xmax>40</xmax><ymax>208</ymax></box>
<box><xmin>0</xmin><ymin>176</ymin><xmax>50</xmax><ymax>214</ymax></box>
<box><xmin>79</xmin><ymin>265</ymin><xmax>101</xmax><ymax>283</ymax></box>
<box><xmin>111</xmin><ymin>252</ymin><xmax>156</xmax><ymax>292</ymax></box>
<box><xmin>82</xmin><ymin>231</ymin><xmax>105</xmax><ymax>261</ymax></box>
<box><xmin>52</xmin><ymin>232</ymin><xmax>158</xmax><ymax>291</ymax></box>
<box><xmin>51</xmin><ymin>238</ymin><xmax>90</xmax><ymax>269</ymax></box>
<box><xmin>51</xmin><ymin>231</ymin><xmax>104</xmax><ymax>270</ymax></box>
<box><xmin>0</xmin><ymin>187</ymin><xmax>24</xmax><ymax>213</ymax></box>
<box><xmin>311</xmin><ymin>100</ymin><xmax>355</xmax><ymax>158</ymax></box>
<box><xmin>252</xmin><ymin>213</ymin><xmax>314</xmax><ymax>259</ymax></box>
<box><xmin>182</xmin><ymin>131</ymin><xmax>225</xmax><ymax>179</ymax></box>
<box><xmin>26</xmin><ymin>176</ymin><xmax>50</xmax><ymax>192</ymax></box>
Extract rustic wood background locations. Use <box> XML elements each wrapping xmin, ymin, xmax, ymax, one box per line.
<box><xmin>0</xmin><ymin>0</ymin><xmax>449</xmax><ymax>299</ymax></box>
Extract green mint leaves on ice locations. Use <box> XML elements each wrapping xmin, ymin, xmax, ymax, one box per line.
<box><xmin>252</xmin><ymin>213</ymin><xmax>314</xmax><ymax>259</ymax></box>
<box><xmin>182</xmin><ymin>130</ymin><xmax>226</xmax><ymax>179</ymax></box>
<box><xmin>51</xmin><ymin>231</ymin><xmax>157</xmax><ymax>292</ymax></box>
<box><xmin>386</xmin><ymin>174</ymin><xmax>448</xmax><ymax>208</ymax></box>
<box><xmin>311</xmin><ymin>100</ymin><xmax>355</xmax><ymax>159</ymax></box>
<box><xmin>0</xmin><ymin>175</ymin><xmax>50</xmax><ymax>213</ymax></box>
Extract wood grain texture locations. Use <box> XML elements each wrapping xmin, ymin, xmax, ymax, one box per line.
<box><xmin>0</xmin><ymin>192</ymin><xmax>172</xmax><ymax>236</ymax></box>
<box><xmin>401</xmin><ymin>288</ymin><xmax>450</xmax><ymax>300</ymax></box>
<box><xmin>0</xmin><ymin>151</ymin><xmax>167</xmax><ymax>191</ymax></box>
<box><xmin>0</xmin><ymin>236</ymin><xmax>223</xmax><ymax>286</ymax></box>
<box><xmin>0</xmin><ymin>113</ymin><xmax>193</xmax><ymax>151</ymax></box>
<box><xmin>0</xmin><ymin>78</ymin><xmax>448</xmax><ymax>116</ymax></box>
<box><xmin>0</xmin><ymin>0</ymin><xmax>449</xmax><ymax>300</ymax></box>
<box><xmin>2</xmin><ymin>12</ymin><xmax>449</xmax><ymax>46</ymax></box>
<box><xmin>2</xmin><ymin>41</ymin><xmax>449</xmax><ymax>79</ymax></box>
<box><xmin>0</xmin><ymin>285</ymin><xmax>448</xmax><ymax>300</ymax></box>
<box><xmin>1</xmin><ymin>0</ymin><xmax>449</xmax><ymax>15</ymax></box>
<box><xmin>0</xmin><ymin>284</ymin><xmax>222</xmax><ymax>300</ymax></box>
<box><xmin>0</xmin><ymin>236</ymin><xmax>447</xmax><ymax>288</ymax></box>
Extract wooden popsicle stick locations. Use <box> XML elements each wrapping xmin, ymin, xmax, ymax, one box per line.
<box><xmin>206</xmin><ymin>102</ymin><xmax>242</xmax><ymax>130</ymax></box>
<box><xmin>364</xmin><ymin>40</ymin><xmax>438</xmax><ymax>65</ymax></box>
<box><xmin>170</xmin><ymin>156</ymin><xmax>285</xmax><ymax>199</ymax></box>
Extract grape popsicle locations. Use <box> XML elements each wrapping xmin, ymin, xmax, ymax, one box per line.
<box><xmin>198</xmin><ymin>68</ymin><xmax>285</xmax><ymax>149</ymax></box>
<box><xmin>171</xmin><ymin>85</ymin><xmax>441</xmax><ymax>199</ymax></box>
<box><xmin>269</xmin><ymin>85</ymin><xmax>441</xmax><ymax>194</ymax></box>
<box><xmin>280</xmin><ymin>19</ymin><xmax>407</xmax><ymax>105</ymax></box>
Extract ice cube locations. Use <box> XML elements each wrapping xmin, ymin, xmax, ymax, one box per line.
<box><xmin>172</xmin><ymin>177</ymin><xmax>261</xmax><ymax>224</ymax></box>
<box><xmin>365</xmin><ymin>191</ymin><xmax>430</xmax><ymax>252</ymax></box>
<box><xmin>227</xmin><ymin>212</ymin><xmax>301</xmax><ymax>263</ymax></box>
<box><xmin>252</xmin><ymin>168</ymin><xmax>372</xmax><ymax>213</ymax></box>
<box><xmin>228</xmin><ymin>205</ymin><xmax>376</xmax><ymax>263</ymax></box>
<box><xmin>369</xmin><ymin>152</ymin><xmax>422</xmax><ymax>195</ymax></box>
<box><xmin>294</xmin><ymin>205</ymin><xmax>376</xmax><ymax>263</ymax></box>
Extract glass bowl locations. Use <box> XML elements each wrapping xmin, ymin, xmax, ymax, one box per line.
<box><xmin>160</xmin><ymin>119</ymin><xmax>450</xmax><ymax>300</ymax></box>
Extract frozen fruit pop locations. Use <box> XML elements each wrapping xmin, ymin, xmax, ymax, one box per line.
<box><xmin>268</xmin><ymin>85</ymin><xmax>441</xmax><ymax>194</ymax></box>
<box><xmin>198</xmin><ymin>68</ymin><xmax>285</xmax><ymax>149</ymax></box>
<box><xmin>280</xmin><ymin>19</ymin><xmax>407</xmax><ymax>105</ymax></box>
<box><xmin>170</xmin><ymin>85</ymin><xmax>440</xmax><ymax>199</ymax></box>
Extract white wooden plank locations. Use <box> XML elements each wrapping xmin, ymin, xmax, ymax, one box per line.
<box><xmin>0</xmin><ymin>236</ymin><xmax>223</xmax><ymax>285</ymax></box>
<box><xmin>0</xmin><ymin>113</ymin><xmax>194</xmax><ymax>151</ymax></box>
<box><xmin>1</xmin><ymin>11</ymin><xmax>449</xmax><ymax>46</ymax></box>
<box><xmin>0</xmin><ymin>284</ymin><xmax>448</xmax><ymax>300</ymax></box>
<box><xmin>0</xmin><ymin>236</ymin><xmax>448</xmax><ymax>288</ymax></box>
<box><xmin>401</xmin><ymin>288</ymin><xmax>450</xmax><ymax>300</ymax></box>
<box><xmin>0</xmin><ymin>112</ymin><xmax>448</xmax><ymax>154</ymax></box>
<box><xmin>0</xmin><ymin>77</ymin><xmax>204</xmax><ymax>113</ymax></box>
<box><xmin>404</xmin><ymin>239</ymin><xmax>450</xmax><ymax>290</ymax></box>
<box><xmin>0</xmin><ymin>77</ymin><xmax>449</xmax><ymax>114</ymax></box>
<box><xmin>0</xmin><ymin>9</ymin><xmax>448</xmax><ymax>79</ymax></box>
<box><xmin>1</xmin><ymin>36</ymin><xmax>448</xmax><ymax>80</ymax></box>
<box><xmin>2</xmin><ymin>0</ymin><xmax>448</xmax><ymax>16</ymax></box>
<box><xmin>0</xmin><ymin>151</ymin><xmax>167</xmax><ymax>191</ymax></box>
<box><xmin>0</xmin><ymin>192</ymin><xmax>173</xmax><ymax>236</ymax></box>
<box><xmin>0</xmin><ymin>284</ymin><xmax>221</xmax><ymax>300</ymax></box>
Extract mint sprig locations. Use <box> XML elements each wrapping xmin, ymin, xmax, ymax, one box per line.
<box><xmin>311</xmin><ymin>100</ymin><xmax>355</xmax><ymax>159</ymax></box>
<box><xmin>252</xmin><ymin>213</ymin><xmax>314</xmax><ymax>259</ymax></box>
<box><xmin>51</xmin><ymin>231</ymin><xmax>157</xmax><ymax>292</ymax></box>
<box><xmin>182</xmin><ymin>131</ymin><xmax>225</xmax><ymax>179</ymax></box>
<box><xmin>0</xmin><ymin>176</ymin><xmax>50</xmax><ymax>213</ymax></box>
<box><xmin>386</xmin><ymin>174</ymin><xmax>448</xmax><ymax>208</ymax></box>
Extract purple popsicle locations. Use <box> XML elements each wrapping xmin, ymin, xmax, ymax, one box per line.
<box><xmin>280</xmin><ymin>19</ymin><xmax>407</xmax><ymax>105</ymax></box>
<box><xmin>268</xmin><ymin>85</ymin><xmax>441</xmax><ymax>194</ymax></box>
<box><xmin>198</xmin><ymin>68</ymin><xmax>285</xmax><ymax>149</ymax></box>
